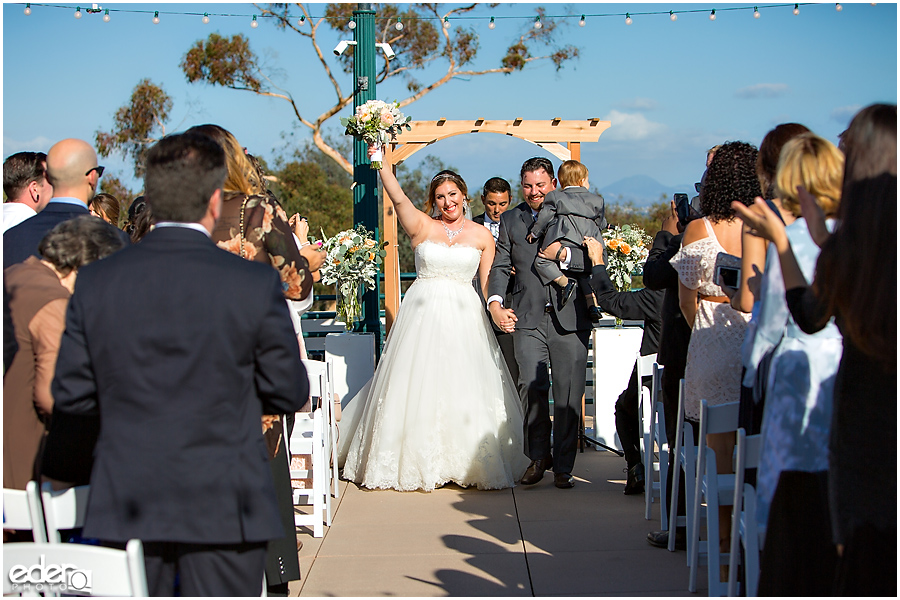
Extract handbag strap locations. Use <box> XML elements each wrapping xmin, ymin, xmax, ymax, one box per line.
<box><xmin>239</xmin><ymin>195</ymin><xmax>249</xmax><ymax>259</ymax></box>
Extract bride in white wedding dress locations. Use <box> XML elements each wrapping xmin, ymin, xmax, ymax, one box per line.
<box><xmin>340</xmin><ymin>154</ymin><xmax>528</xmax><ymax>492</ymax></box>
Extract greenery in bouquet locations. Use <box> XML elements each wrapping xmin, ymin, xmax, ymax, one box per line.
<box><xmin>340</xmin><ymin>100</ymin><xmax>412</xmax><ymax>169</ymax></box>
<box><xmin>319</xmin><ymin>224</ymin><xmax>387</xmax><ymax>327</ymax></box>
<box><xmin>601</xmin><ymin>224</ymin><xmax>652</xmax><ymax>292</ymax></box>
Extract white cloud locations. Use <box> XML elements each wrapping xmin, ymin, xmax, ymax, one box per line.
<box><xmin>601</xmin><ymin>110</ymin><xmax>667</xmax><ymax>142</ymax></box>
<box><xmin>830</xmin><ymin>105</ymin><xmax>862</xmax><ymax>125</ymax></box>
<box><xmin>615</xmin><ymin>98</ymin><xmax>659</xmax><ymax>111</ymax></box>
<box><xmin>735</xmin><ymin>83</ymin><xmax>789</xmax><ymax>99</ymax></box>
<box><xmin>3</xmin><ymin>135</ymin><xmax>55</xmax><ymax>156</ymax></box>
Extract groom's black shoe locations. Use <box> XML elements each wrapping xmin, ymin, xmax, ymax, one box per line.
<box><xmin>554</xmin><ymin>472</ymin><xmax>575</xmax><ymax>489</ymax></box>
<box><xmin>623</xmin><ymin>463</ymin><xmax>645</xmax><ymax>495</ymax></box>
<box><xmin>559</xmin><ymin>280</ymin><xmax>577</xmax><ymax>310</ymax></box>
<box><xmin>521</xmin><ymin>457</ymin><xmax>553</xmax><ymax>485</ymax></box>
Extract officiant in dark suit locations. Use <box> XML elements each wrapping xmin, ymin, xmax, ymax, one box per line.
<box><xmin>487</xmin><ymin>157</ymin><xmax>592</xmax><ymax>489</ymax></box>
<box><xmin>50</xmin><ymin>132</ymin><xmax>308</xmax><ymax>596</ymax></box>
<box><xmin>474</xmin><ymin>176</ymin><xmax>518</xmax><ymax>384</ymax></box>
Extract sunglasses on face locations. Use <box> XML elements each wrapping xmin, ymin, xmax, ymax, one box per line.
<box><xmin>85</xmin><ymin>165</ymin><xmax>105</xmax><ymax>178</ymax></box>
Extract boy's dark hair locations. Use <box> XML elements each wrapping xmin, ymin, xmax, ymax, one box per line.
<box><xmin>144</xmin><ymin>133</ymin><xmax>226</xmax><ymax>223</ymax></box>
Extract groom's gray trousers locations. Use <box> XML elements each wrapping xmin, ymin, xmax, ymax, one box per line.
<box><xmin>514</xmin><ymin>309</ymin><xmax>590</xmax><ymax>475</ymax></box>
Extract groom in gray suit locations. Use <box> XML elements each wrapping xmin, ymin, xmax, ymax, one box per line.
<box><xmin>487</xmin><ymin>157</ymin><xmax>593</xmax><ymax>489</ymax></box>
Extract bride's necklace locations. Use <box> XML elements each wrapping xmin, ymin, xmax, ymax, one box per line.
<box><xmin>441</xmin><ymin>218</ymin><xmax>464</xmax><ymax>240</ymax></box>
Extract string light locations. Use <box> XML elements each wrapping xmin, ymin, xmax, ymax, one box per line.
<box><xmin>793</xmin><ymin>4</ymin><xmax>800</xmax><ymax>15</ymax></box>
<box><xmin>202</xmin><ymin>12</ymin><xmax>209</xmax><ymax>24</ymax></box>
<box><xmin>709</xmin><ymin>9</ymin><xmax>716</xmax><ymax>21</ymax></box>
<box><xmin>579</xmin><ymin>14</ymin><xmax>586</xmax><ymax>27</ymax></box>
<box><xmin>348</xmin><ymin>19</ymin><xmax>356</xmax><ymax>29</ymax></box>
<box><xmin>443</xmin><ymin>16</ymin><xmax>450</xmax><ymax>29</ymax></box>
<box><xmin>395</xmin><ymin>17</ymin><xmax>403</xmax><ymax>31</ymax></box>
<box><xmin>669</xmin><ymin>10</ymin><xmax>677</xmax><ymax>21</ymax></box>
<box><xmin>297</xmin><ymin>15</ymin><xmax>305</xmax><ymax>26</ymax></box>
<box><xmin>251</xmin><ymin>15</ymin><xmax>258</xmax><ymax>28</ymax></box>
<box><xmin>835</xmin><ymin>3</ymin><xmax>842</xmax><ymax>11</ymax></box>
<box><xmin>625</xmin><ymin>12</ymin><xmax>632</xmax><ymax>25</ymax></box>
<box><xmin>533</xmin><ymin>16</ymin><xmax>542</xmax><ymax>29</ymax></box>
<box><xmin>152</xmin><ymin>10</ymin><xmax>160</xmax><ymax>24</ymax></box>
<box><xmin>74</xmin><ymin>6</ymin><xmax>82</xmax><ymax>18</ymax></box>
<box><xmin>24</xmin><ymin>3</ymin><xmax>31</xmax><ymax>16</ymax></box>
<box><xmin>754</xmin><ymin>6</ymin><xmax>760</xmax><ymax>18</ymax></box>
<box><xmin>103</xmin><ymin>8</ymin><xmax>109</xmax><ymax>22</ymax></box>
<box><xmin>488</xmin><ymin>16</ymin><xmax>495</xmax><ymax>29</ymax></box>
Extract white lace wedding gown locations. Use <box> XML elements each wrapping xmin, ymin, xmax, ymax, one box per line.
<box><xmin>341</xmin><ymin>239</ymin><xmax>529</xmax><ymax>491</ymax></box>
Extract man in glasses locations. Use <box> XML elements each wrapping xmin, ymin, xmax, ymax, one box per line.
<box><xmin>4</xmin><ymin>139</ymin><xmax>124</xmax><ymax>269</ymax></box>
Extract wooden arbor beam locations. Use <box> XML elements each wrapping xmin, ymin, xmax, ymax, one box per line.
<box><xmin>380</xmin><ymin>118</ymin><xmax>610</xmax><ymax>332</ymax></box>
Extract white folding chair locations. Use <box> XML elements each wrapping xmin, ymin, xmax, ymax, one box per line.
<box><xmin>3</xmin><ymin>538</ymin><xmax>148</xmax><ymax>596</ymax></box>
<box><xmin>2</xmin><ymin>481</ymin><xmax>47</xmax><ymax>542</ymax></box>
<box><xmin>40</xmin><ymin>483</ymin><xmax>90</xmax><ymax>544</ymax></box>
<box><xmin>688</xmin><ymin>399</ymin><xmax>740</xmax><ymax>596</ymax></box>
<box><xmin>286</xmin><ymin>406</ymin><xmax>328</xmax><ymax>538</ymax></box>
<box><xmin>727</xmin><ymin>428</ymin><xmax>764</xmax><ymax>597</ymax></box>
<box><xmin>302</xmin><ymin>358</ymin><xmax>339</xmax><ymax>500</ymax></box>
<box><xmin>667</xmin><ymin>379</ymin><xmax>700</xmax><ymax>560</ymax></box>
<box><xmin>643</xmin><ymin>361</ymin><xmax>669</xmax><ymax>528</ymax></box>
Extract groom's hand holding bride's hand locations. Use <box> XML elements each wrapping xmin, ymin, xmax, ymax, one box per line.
<box><xmin>489</xmin><ymin>301</ymin><xmax>517</xmax><ymax>333</ymax></box>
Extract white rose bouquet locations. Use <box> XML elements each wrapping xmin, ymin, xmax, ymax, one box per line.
<box><xmin>319</xmin><ymin>225</ymin><xmax>387</xmax><ymax>329</ymax></box>
<box><xmin>341</xmin><ymin>100</ymin><xmax>412</xmax><ymax>169</ymax></box>
<box><xmin>601</xmin><ymin>224</ymin><xmax>652</xmax><ymax>292</ymax></box>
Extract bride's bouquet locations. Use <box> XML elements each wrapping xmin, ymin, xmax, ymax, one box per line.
<box><xmin>319</xmin><ymin>225</ymin><xmax>387</xmax><ymax>328</ymax></box>
<box><xmin>341</xmin><ymin>100</ymin><xmax>412</xmax><ymax>169</ymax></box>
<box><xmin>602</xmin><ymin>224</ymin><xmax>651</xmax><ymax>292</ymax></box>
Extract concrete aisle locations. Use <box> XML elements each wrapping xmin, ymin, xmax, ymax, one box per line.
<box><xmin>291</xmin><ymin>450</ymin><xmax>709</xmax><ymax>597</ymax></box>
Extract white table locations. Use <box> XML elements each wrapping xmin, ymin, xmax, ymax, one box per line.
<box><xmin>588</xmin><ymin>326</ymin><xmax>643</xmax><ymax>452</ymax></box>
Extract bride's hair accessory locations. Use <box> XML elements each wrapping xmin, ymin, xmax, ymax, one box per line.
<box><xmin>426</xmin><ymin>170</ymin><xmax>469</xmax><ymax>218</ymax></box>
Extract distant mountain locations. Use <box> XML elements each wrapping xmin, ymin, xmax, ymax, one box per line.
<box><xmin>598</xmin><ymin>175</ymin><xmax>695</xmax><ymax>208</ymax></box>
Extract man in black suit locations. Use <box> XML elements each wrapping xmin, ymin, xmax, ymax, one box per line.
<box><xmin>4</xmin><ymin>139</ymin><xmax>104</xmax><ymax>269</ymax></box>
<box><xmin>473</xmin><ymin>177</ymin><xmax>518</xmax><ymax>384</ymax></box>
<box><xmin>488</xmin><ymin>157</ymin><xmax>592</xmax><ymax>489</ymax></box>
<box><xmin>51</xmin><ymin>132</ymin><xmax>308</xmax><ymax>596</ymax></box>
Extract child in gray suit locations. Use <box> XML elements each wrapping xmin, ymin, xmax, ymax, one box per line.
<box><xmin>526</xmin><ymin>160</ymin><xmax>606</xmax><ymax>320</ymax></box>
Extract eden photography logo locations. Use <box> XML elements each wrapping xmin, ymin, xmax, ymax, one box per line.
<box><xmin>6</xmin><ymin>555</ymin><xmax>92</xmax><ymax>594</ymax></box>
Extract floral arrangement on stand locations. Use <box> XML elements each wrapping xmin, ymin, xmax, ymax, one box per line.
<box><xmin>602</xmin><ymin>224</ymin><xmax>651</xmax><ymax>326</ymax></box>
<box><xmin>341</xmin><ymin>100</ymin><xmax>412</xmax><ymax>169</ymax></box>
<box><xmin>319</xmin><ymin>224</ymin><xmax>387</xmax><ymax>330</ymax></box>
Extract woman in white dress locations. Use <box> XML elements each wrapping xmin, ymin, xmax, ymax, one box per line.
<box><xmin>340</xmin><ymin>151</ymin><xmax>529</xmax><ymax>492</ymax></box>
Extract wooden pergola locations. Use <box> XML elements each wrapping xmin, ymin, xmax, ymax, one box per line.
<box><xmin>380</xmin><ymin>118</ymin><xmax>611</xmax><ymax>332</ymax></box>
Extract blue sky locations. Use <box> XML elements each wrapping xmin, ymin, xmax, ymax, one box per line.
<box><xmin>3</xmin><ymin>2</ymin><xmax>897</xmax><ymax>198</ymax></box>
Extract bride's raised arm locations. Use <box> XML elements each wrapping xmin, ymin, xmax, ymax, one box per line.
<box><xmin>373</xmin><ymin>147</ymin><xmax>431</xmax><ymax>244</ymax></box>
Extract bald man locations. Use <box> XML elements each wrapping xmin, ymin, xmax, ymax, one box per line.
<box><xmin>4</xmin><ymin>139</ymin><xmax>123</xmax><ymax>269</ymax></box>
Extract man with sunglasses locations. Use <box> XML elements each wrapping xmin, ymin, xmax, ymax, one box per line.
<box><xmin>4</xmin><ymin>139</ymin><xmax>125</xmax><ymax>269</ymax></box>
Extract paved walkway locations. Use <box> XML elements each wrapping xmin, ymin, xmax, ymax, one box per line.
<box><xmin>289</xmin><ymin>450</ymin><xmax>710</xmax><ymax>596</ymax></box>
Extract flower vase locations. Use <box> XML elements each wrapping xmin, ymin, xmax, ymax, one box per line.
<box><xmin>336</xmin><ymin>283</ymin><xmax>363</xmax><ymax>331</ymax></box>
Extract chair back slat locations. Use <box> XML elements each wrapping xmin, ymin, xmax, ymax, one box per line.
<box><xmin>40</xmin><ymin>484</ymin><xmax>90</xmax><ymax>543</ymax></box>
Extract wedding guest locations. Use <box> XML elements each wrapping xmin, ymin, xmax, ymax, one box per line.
<box><xmin>3</xmin><ymin>151</ymin><xmax>52</xmax><ymax>233</ymax></box>
<box><xmin>733</xmin><ymin>103</ymin><xmax>896</xmax><ymax>596</ymax></box>
<box><xmin>580</xmin><ymin>233</ymin><xmax>665</xmax><ymax>495</ymax></box>
<box><xmin>185</xmin><ymin>124</ymin><xmax>322</xmax><ymax>596</ymax></box>
<box><xmin>50</xmin><ymin>132</ymin><xmax>307</xmax><ymax>596</ymax></box>
<box><xmin>473</xmin><ymin>176</ymin><xmax>517</xmax><ymax>384</ymax></box>
<box><xmin>123</xmin><ymin>196</ymin><xmax>154</xmax><ymax>243</ymax></box>
<box><xmin>89</xmin><ymin>192</ymin><xmax>121</xmax><ymax>227</ymax></box>
<box><xmin>4</xmin><ymin>216</ymin><xmax>124</xmax><ymax>491</ymax></box>
<box><xmin>669</xmin><ymin>141</ymin><xmax>760</xmax><ymax>574</ymax></box>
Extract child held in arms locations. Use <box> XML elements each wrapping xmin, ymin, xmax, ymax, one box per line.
<box><xmin>527</xmin><ymin>159</ymin><xmax>607</xmax><ymax>321</ymax></box>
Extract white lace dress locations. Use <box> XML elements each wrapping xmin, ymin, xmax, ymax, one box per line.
<box><xmin>670</xmin><ymin>218</ymin><xmax>751</xmax><ymax>421</ymax></box>
<box><xmin>341</xmin><ymin>240</ymin><xmax>529</xmax><ymax>491</ymax></box>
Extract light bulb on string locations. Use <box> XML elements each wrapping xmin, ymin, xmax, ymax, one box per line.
<box><xmin>443</xmin><ymin>16</ymin><xmax>450</xmax><ymax>29</ymax></box>
<box><xmin>74</xmin><ymin>6</ymin><xmax>82</xmax><ymax>18</ymax></box>
<box><xmin>709</xmin><ymin>9</ymin><xmax>716</xmax><ymax>21</ymax></box>
<box><xmin>103</xmin><ymin>8</ymin><xmax>110</xmax><ymax>22</ymax></box>
<box><xmin>625</xmin><ymin>13</ymin><xmax>632</xmax><ymax>25</ymax></box>
<box><xmin>348</xmin><ymin>19</ymin><xmax>356</xmax><ymax>29</ymax></box>
<box><xmin>835</xmin><ymin>3</ymin><xmax>842</xmax><ymax>11</ymax></box>
<box><xmin>753</xmin><ymin>7</ymin><xmax>760</xmax><ymax>18</ymax></box>
<box><xmin>251</xmin><ymin>15</ymin><xmax>258</xmax><ymax>28</ymax></box>
<box><xmin>395</xmin><ymin>17</ymin><xmax>403</xmax><ymax>31</ymax></box>
<box><xmin>579</xmin><ymin>15</ymin><xmax>586</xmax><ymax>27</ymax></box>
<box><xmin>793</xmin><ymin>4</ymin><xmax>799</xmax><ymax>15</ymax></box>
<box><xmin>669</xmin><ymin>10</ymin><xmax>677</xmax><ymax>21</ymax></box>
<box><xmin>152</xmin><ymin>11</ymin><xmax>160</xmax><ymax>24</ymax></box>
<box><xmin>24</xmin><ymin>3</ymin><xmax>31</xmax><ymax>16</ymax></box>
<box><xmin>533</xmin><ymin>16</ymin><xmax>542</xmax><ymax>29</ymax></box>
<box><xmin>488</xmin><ymin>16</ymin><xmax>495</xmax><ymax>29</ymax></box>
<box><xmin>297</xmin><ymin>15</ymin><xmax>306</xmax><ymax>26</ymax></box>
<box><xmin>202</xmin><ymin>13</ymin><xmax>210</xmax><ymax>24</ymax></box>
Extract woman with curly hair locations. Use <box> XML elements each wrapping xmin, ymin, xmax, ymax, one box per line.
<box><xmin>669</xmin><ymin>141</ymin><xmax>761</xmax><ymax>577</ymax></box>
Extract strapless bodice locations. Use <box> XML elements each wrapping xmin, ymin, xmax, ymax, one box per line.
<box><xmin>414</xmin><ymin>239</ymin><xmax>481</xmax><ymax>283</ymax></box>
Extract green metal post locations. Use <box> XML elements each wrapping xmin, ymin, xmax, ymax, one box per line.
<box><xmin>351</xmin><ymin>3</ymin><xmax>382</xmax><ymax>355</ymax></box>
